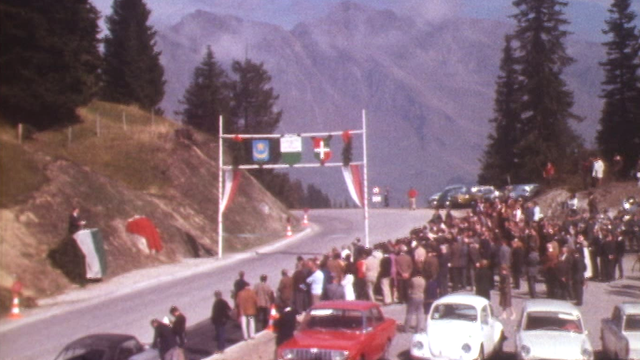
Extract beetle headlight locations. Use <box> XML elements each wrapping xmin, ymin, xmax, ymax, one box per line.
<box><xmin>520</xmin><ymin>344</ymin><xmax>531</xmax><ymax>357</ymax></box>
<box><xmin>331</xmin><ymin>350</ymin><xmax>349</xmax><ymax>360</ymax></box>
<box><xmin>281</xmin><ymin>349</ymin><xmax>294</xmax><ymax>360</ymax></box>
<box><xmin>461</xmin><ymin>343</ymin><xmax>472</xmax><ymax>353</ymax></box>
<box><xmin>412</xmin><ymin>340</ymin><xmax>424</xmax><ymax>351</ymax></box>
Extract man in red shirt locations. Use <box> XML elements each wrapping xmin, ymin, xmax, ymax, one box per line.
<box><xmin>407</xmin><ymin>187</ymin><xmax>418</xmax><ymax>210</ymax></box>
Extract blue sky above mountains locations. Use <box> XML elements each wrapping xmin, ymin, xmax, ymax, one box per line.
<box><xmin>91</xmin><ymin>0</ymin><xmax>639</xmax><ymax>42</ymax></box>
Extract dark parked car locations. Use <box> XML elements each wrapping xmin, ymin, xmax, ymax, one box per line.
<box><xmin>429</xmin><ymin>185</ymin><xmax>466</xmax><ymax>209</ymax></box>
<box><xmin>54</xmin><ymin>334</ymin><xmax>159</xmax><ymax>360</ymax></box>
<box><xmin>503</xmin><ymin>184</ymin><xmax>541</xmax><ymax>201</ymax></box>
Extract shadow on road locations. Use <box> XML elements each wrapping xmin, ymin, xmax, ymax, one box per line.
<box><xmin>184</xmin><ymin>317</ymin><xmax>271</xmax><ymax>359</ymax></box>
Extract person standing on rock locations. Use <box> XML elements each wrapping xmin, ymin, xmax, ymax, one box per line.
<box><xmin>68</xmin><ymin>207</ymin><xmax>86</xmax><ymax>235</ymax></box>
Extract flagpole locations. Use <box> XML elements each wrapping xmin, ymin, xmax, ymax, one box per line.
<box><xmin>218</xmin><ymin>115</ymin><xmax>224</xmax><ymax>259</ymax></box>
<box><xmin>362</xmin><ymin>109</ymin><xmax>370</xmax><ymax>248</ymax></box>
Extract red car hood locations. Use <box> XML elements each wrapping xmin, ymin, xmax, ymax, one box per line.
<box><xmin>280</xmin><ymin>329</ymin><xmax>364</xmax><ymax>350</ymax></box>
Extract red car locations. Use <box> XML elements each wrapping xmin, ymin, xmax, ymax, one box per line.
<box><xmin>276</xmin><ymin>300</ymin><xmax>396</xmax><ymax>360</ymax></box>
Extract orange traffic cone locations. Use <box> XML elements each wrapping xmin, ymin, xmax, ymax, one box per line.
<box><xmin>9</xmin><ymin>295</ymin><xmax>21</xmax><ymax>319</ymax></box>
<box><xmin>302</xmin><ymin>213</ymin><xmax>309</xmax><ymax>226</ymax></box>
<box><xmin>286</xmin><ymin>224</ymin><xmax>292</xmax><ymax>237</ymax></box>
<box><xmin>266</xmin><ymin>304</ymin><xmax>279</xmax><ymax>332</ymax></box>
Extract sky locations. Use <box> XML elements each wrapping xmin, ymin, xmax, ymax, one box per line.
<box><xmin>90</xmin><ymin>0</ymin><xmax>640</xmax><ymax>42</ymax></box>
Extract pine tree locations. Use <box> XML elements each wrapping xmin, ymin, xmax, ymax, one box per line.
<box><xmin>177</xmin><ymin>46</ymin><xmax>231</xmax><ymax>135</ymax></box>
<box><xmin>510</xmin><ymin>0</ymin><xmax>583</xmax><ymax>181</ymax></box>
<box><xmin>230</xmin><ymin>59</ymin><xmax>282</xmax><ymax>134</ymax></box>
<box><xmin>101</xmin><ymin>0</ymin><xmax>165</xmax><ymax>111</ymax></box>
<box><xmin>596</xmin><ymin>0</ymin><xmax>640</xmax><ymax>177</ymax></box>
<box><xmin>0</xmin><ymin>0</ymin><xmax>101</xmax><ymax>129</ymax></box>
<box><xmin>479</xmin><ymin>36</ymin><xmax>523</xmax><ymax>186</ymax></box>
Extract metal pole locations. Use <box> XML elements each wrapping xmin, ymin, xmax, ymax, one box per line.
<box><xmin>362</xmin><ymin>109</ymin><xmax>370</xmax><ymax>247</ymax></box>
<box><xmin>218</xmin><ymin>115</ymin><xmax>224</xmax><ymax>259</ymax></box>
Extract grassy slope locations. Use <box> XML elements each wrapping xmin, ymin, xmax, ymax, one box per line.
<box><xmin>0</xmin><ymin>101</ymin><xmax>295</xmax><ymax>311</ymax></box>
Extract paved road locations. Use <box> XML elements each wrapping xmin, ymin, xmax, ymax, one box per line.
<box><xmin>0</xmin><ymin>208</ymin><xmax>429</xmax><ymax>360</ymax></box>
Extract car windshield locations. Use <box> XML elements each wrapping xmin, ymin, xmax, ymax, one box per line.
<box><xmin>524</xmin><ymin>311</ymin><xmax>583</xmax><ymax>333</ymax></box>
<box><xmin>431</xmin><ymin>303</ymin><xmax>477</xmax><ymax>322</ymax></box>
<box><xmin>55</xmin><ymin>347</ymin><xmax>106</xmax><ymax>360</ymax></box>
<box><xmin>625</xmin><ymin>315</ymin><xmax>640</xmax><ymax>331</ymax></box>
<box><xmin>302</xmin><ymin>308</ymin><xmax>364</xmax><ymax>331</ymax></box>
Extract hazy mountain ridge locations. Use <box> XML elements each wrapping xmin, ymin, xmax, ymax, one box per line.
<box><xmin>156</xmin><ymin>2</ymin><xmax>604</xmax><ymax>203</ymax></box>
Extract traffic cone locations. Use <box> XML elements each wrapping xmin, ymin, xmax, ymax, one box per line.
<box><xmin>9</xmin><ymin>295</ymin><xmax>21</xmax><ymax>319</ymax></box>
<box><xmin>286</xmin><ymin>224</ymin><xmax>292</xmax><ymax>237</ymax></box>
<box><xmin>266</xmin><ymin>304</ymin><xmax>279</xmax><ymax>332</ymax></box>
<box><xmin>302</xmin><ymin>213</ymin><xmax>309</xmax><ymax>226</ymax></box>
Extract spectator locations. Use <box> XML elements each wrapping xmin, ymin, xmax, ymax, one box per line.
<box><xmin>254</xmin><ymin>274</ymin><xmax>275</xmax><ymax>331</ymax></box>
<box><xmin>407</xmin><ymin>187</ymin><xmax>418</xmax><ymax>210</ymax></box>
<box><xmin>404</xmin><ymin>270</ymin><xmax>426</xmax><ymax>333</ymax></box>
<box><xmin>151</xmin><ymin>318</ymin><xmax>183</xmax><ymax>360</ymax></box>
<box><xmin>211</xmin><ymin>290</ymin><xmax>232</xmax><ymax>354</ymax></box>
<box><xmin>68</xmin><ymin>207</ymin><xmax>86</xmax><ymax>235</ymax></box>
<box><xmin>543</xmin><ymin>161</ymin><xmax>555</xmax><ymax>186</ymax></box>
<box><xmin>274</xmin><ymin>305</ymin><xmax>297</xmax><ymax>347</ymax></box>
<box><xmin>612</xmin><ymin>153</ymin><xmax>623</xmax><ymax>180</ymax></box>
<box><xmin>236</xmin><ymin>283</ymin><xmax>258</xmax><ymax>340</ymax></box>
<box><xmin>169</xmin><ymin>306</ymin><xmax>186</xmax><ymax>348</ymax></box>
<box><xmin>292</xmin><ymin>261</ymin><xmax>310</xmax><ymax>313</ymax></box>
<box><xmin>364</xmin><ymin>248</ymin><xmax>382</xmax><ymax>302</ymax></box>
<box><xmin>233</xmin><ymin>271</ymin><xmax>249</xmax><ymax>302</ymax></box>
<box><xmin>306</xmin><ymin>260</ymin><xmax>325</xmax><ymax>306</ymax></box>
<box><xmin>277</xmin><ymin>269</ymin><xmax>293</xmax><ymax>309</ymax></box>
<box><xmin>475</xmin><ymin>260</ymin><xmax>492</xmax><ymax>301</ymax></box>
<box><xmin>592</xmin><ymin>156</ymin><xmax>605</xmax><ymax>187</ymax></box>
<box><xmin>342</xmin><ymin>259</ymin><xmax>356</xmax><ymax>301</ymax></box>
<box><xmin>525</xmin><ymin>246</ymin><xmax>540</xmax><ymax>299</ymax></box>
<box><xmin>498</xmin><ymin>265</ymin><xmax>515</xmax><ymax>319</ymax></box>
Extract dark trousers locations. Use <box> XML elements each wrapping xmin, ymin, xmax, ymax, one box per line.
<box><xmin>573</xmin><ymin>279</ymin><xmax>584</xmax><ymax>306</ymax></box>
<box><xmin>214</xmin><ymin>323</ymin><xmax>226</xmax><ymax>351</ymax></box>
<box><xmin>513</xmin><ymin>271</ymin><xmax>522</xmax><ymax>289</ymax></box>
<box><xmin>450</xmin><ymin>267</ymin><xmax>463</xmax><ymax>292</ymax></box>
<box><xmin>589</xmin><ymin>250</ymin><xmax>599</xmax><ymax>280</ymax></box>
<box><xmin>257</xmin><ymin>306</ymin><xmax>269</xmax><ymax>331</ymax></box>
<box><xmin>616</xmin><ymin>256</ymin><xmax>624</xmax><ymax>279</ymax></box>
<box><xmin>527</xmin><ymin>275</ymin><xmax>537</xmax><ymax>299</ymax></box>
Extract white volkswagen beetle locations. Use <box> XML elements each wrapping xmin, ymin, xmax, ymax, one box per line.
<box><xmin>410</xmin><ymin>294</ymin><xmax>504</xmax><ymax>360</ymax></box>
<box><xmin>516</xmin><ymin>299</ymin><xmax>593</xmax><ymax>360</ymax></box>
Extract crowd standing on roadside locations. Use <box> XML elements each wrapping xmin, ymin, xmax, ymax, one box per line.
<box><xmin>151</xmin><ymin>159</ymin><xmax>640</xmax><ymax>355</ymax></box>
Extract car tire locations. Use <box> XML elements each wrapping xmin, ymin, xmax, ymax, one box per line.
<box><xmin>379</xmin><ymin>339</ymin><xmax>392</xmax><ymax>360</ymax></box>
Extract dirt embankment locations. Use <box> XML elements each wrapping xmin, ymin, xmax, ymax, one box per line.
<box><xmin>535</xmin><ymin>181</ymin><xmax>640</xmax><ymax>218</ymax></box>
<box><xmin>0</xmin><ymin>126</ymin><xmax>298</xmax><ymax>313</ymax></box>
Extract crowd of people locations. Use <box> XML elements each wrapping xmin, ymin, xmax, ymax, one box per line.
<box><xmin>155</xmin><ymin>190</ymin><xmax>640</xmax><ymax>358</ymax></box>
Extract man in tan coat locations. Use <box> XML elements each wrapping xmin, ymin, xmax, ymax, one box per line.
<box><xmin>236</xmin><ymin>283</ymin><xmax>258</xmax><ymax>340</ymax></box>
<box><xmin>254</xmin><ymin>274</ymin><xmax>275</xmax><ymax>331</ymax></box>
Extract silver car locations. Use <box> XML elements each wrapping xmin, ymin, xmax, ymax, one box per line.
<box><xmin>516</xmin><ymin>299</ymin><xmax>593</xmax><ymax>360</ymax></box>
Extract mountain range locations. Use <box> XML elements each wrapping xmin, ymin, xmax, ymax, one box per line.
<box><xmin>155</xmin><ymin>1</ymin><xmax>604</xmax><ymax>205</ymax></box>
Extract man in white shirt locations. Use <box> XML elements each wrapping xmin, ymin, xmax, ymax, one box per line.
<box><xmin>306</xmin><ymin>260</ymin><xmax>324</xmax><ymax>306</ymax></box>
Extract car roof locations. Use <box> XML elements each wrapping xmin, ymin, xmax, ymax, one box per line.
<box><xmin>433</xmin><ymin>293</ymin><xmax>489</xmax><ymax>308</ymax></box>
<box><xmin>310</xmin><ymin>300</ymin><xmax>380</xmax><ymax>312</ymax></box>
<box><xmin>61</xmin><ymin>333</ymin><xmax>138</xmax><ymax>351</ymax></box>
<box><xmin>523</xmin><ymin>299</ymin><xmax>582</xmax><ymax>315</ymax></box>
<box><xmin>619</xmin><ymin>302</ymin><xmax>640</xmax><ymax>315</ymax></box>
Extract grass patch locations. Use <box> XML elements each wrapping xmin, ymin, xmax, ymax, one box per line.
<box><xmin>1</xmin><ymin>101</ymin><xmax>181</xmax><ymax>200</ymax></box>
<box><xmin>0</xmin><ymin>139</ymin><xmax>47</xmax><ymax>207</ymax></box>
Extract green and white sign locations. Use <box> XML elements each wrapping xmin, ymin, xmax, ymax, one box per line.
<box><xmin>280</xmin><ymin>135</ymin><xmax>302</xmax><ymax>165</ymax></box>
